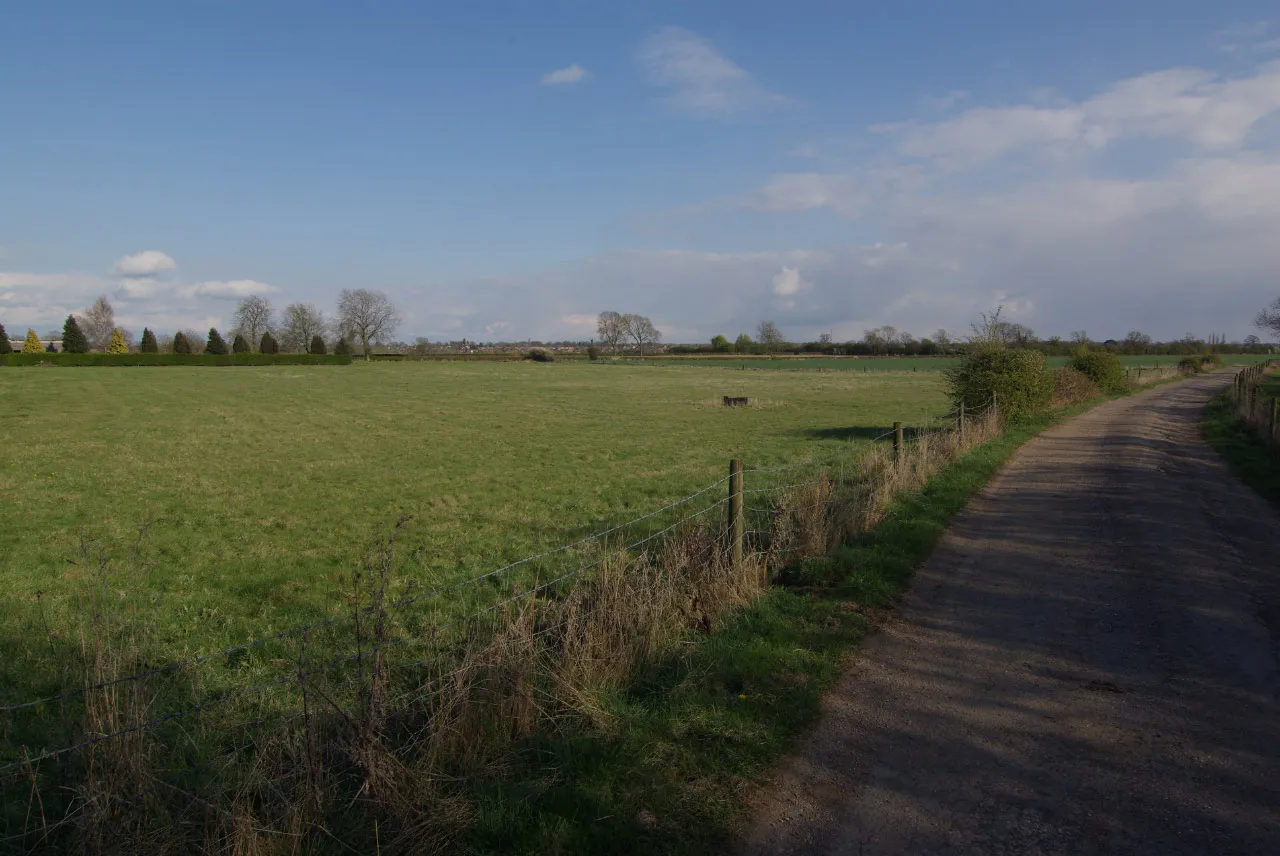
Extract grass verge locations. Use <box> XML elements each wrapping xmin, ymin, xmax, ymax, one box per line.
<box><xmin>461</xmin><ymin>406</ymin><xmax>1081</xmax><ymax>855</ymax></box>
<box><xmin>1202</xmin><ymin>382</ymin><xmax>1280</xmax><ymax>508</ymax></box>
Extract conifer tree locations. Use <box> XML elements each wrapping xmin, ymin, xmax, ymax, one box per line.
<box><xmin>22</xmin><ymin>329</ymin><xmax>44</xmax><ymax>354</ymax></box>
<box><xmin>62</xmin><ymin>315</ymin><xmax>89</xmax><ymax>353</ymax></box>
<box><xmin>232</xmin><ymin>334</ymin><xmax>251</xmax><ymax>354</ymax></box>
<box><xmin>260</xmin><ymin>332</ymin><xmax>279</xmax><ymax>354</ymax></box>
<box><xmin>206</xmin><ymin>328</ymin><xmax>229</xmax><ymax>355</ymax></box>
<box><xmin>0</xmin><ymin>324</ymin><xmax>11</xmax><ymax>354</ymax></box>
<box><xmin>140</xmin><ymin>328</ymin><xmax>159</xmax><ymax>353</ymax></box>
<box><xmin>107</xmin><ymin>329</ymin><xmax>129</xmax><ymax>354</ymax></box>
<box><xmin>335</xmin><ymin>337</ymin><xmax>352</xmax><ymax>357</ymax></box>
<box><xmin>310</xmin><ymin>334</ymin><xmax>327</xmax><ymax>355</ymax></box>
<box><xmin>173</xmin><ymin>331</ymin><xmax>193</xmax><ymax>355</ymax></box>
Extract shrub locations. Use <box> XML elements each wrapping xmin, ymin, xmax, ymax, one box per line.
<box><xmin>107</xmin><ymin>329</ymin><xmax>129</xmax><ymax>354</ymax></box>
<box><xmin>334</xmin><ymin>337</ymin><xmax>352</xmax><ymax>357</ymax></box>
<box><xmin>4</xmin><ymin>353</ymin><xmax>354</xmax><ymax>367</ymax></box>
<box><xmin>259</xmin><ymin>332</ymin><xmax>279</xmax><ymax>355</ymax></box>
<box><xmin>1069</xmin><ymin>349</ymin><xmax>1126</xmax><ymax>394</ymax></box>
<box><xmin>0</xmin><ymin>324</ymin><xmax>10</xmax><ymax>354</ymax></box>
<box><xmin>140</xmin><ymin>328</ymin><xmax>159</xmax><ymax>354</ymax></box>
<box><xmin>173</xmin><ymin>331</ymin><xmax>193</xmax><ymax>355</ymax></box>
<box><xmin>1178</xmin><ymin>356</ymin><xmax>1202</xmax><ymax>374</ymax></box>
<box><xmin>22</xmin><ymin>329</ymin><xmax>43</xmax><ymax>354</ymax></box>
<box><xmin>1051</xmin><ymin>367</ymin><xmax>1101</xmax><ymax>408</ymax></box>
<box><xmin>1200</xmin><ymin>352</ymin><xmax>1222</xmax><ymax>369</ymax></box>
<box><xmin>62</xmin><ymin>315</ymin><xmax>90</xmax><ymax>354</ymax></box>
<box><xmin>526</xmin><ymin>348</ymin><xmax>554</xmax><ymax>362</ymax></box>
<box><xmin>587</xmin><ymin>345</ymin><xmax>601</xmax><ymax>361</ymax></box>
<box><xmin>206</xmin><ymin>328</ymin><xmax>229</xmax><ymax>355</ymax></box>
<box><xmin>310</xmin><ymin>334</ymin><xmax>327</xmax><ymax>355</ymax></box>
<box><xmin>232</xmin><ymin>334</ymin><xmax>251</xmax><ymax>354</ymax></box>
<box><xmin>944</xmin><ymin>344</ymin><xmax>1052</xmax><ymax>420</ymax></box>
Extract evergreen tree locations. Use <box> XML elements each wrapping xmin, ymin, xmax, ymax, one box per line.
<box><xmin>140</xmin><ymin>328</ymin><xmax>159</xmax><ymax>353</ymax></box>
<box><xmin>22</xmin><ymin>329</ymin><xmax>44</xmax><ymax>354</ymax></box>
<box><xmin>173</xmin><ymin>331</ymin><xmax>193</xmax><ymax>355</ymax></box>
<box><xmin>206</xmin><ymin>328</ymin><xmax>229</xmax><ymax>355</ymax></box>
<box><xmin>334</xmin><ymin>337</ymin><xmax>352</xmax><ymax>357</ymax></box>
<box><xmin>107</xmin><ymin>329</ymin><xmax>129</xmax><ymax>354</ymax></box>
<box><xmin>259</xmin><ymin>331</ymin><xmax>279</xmax><ymax>354</ymax></box>
<box><xmin>309</xmin><ymin>334</ymin><xmax>327</xmax><ymax>355</ymax></box>
<box><xmin>0</xmin><ymin>323</ymin><xmax>13</xmax><ymax>354</ymax></box>
<box><xmin>232</xmin><ymin>334</ymin><xmax>251</xmax><ymax>354</ymax></box>
<box><xmin>62</xmin><ymin>315</ymin><xmax>89</xmax><ymax>353</ymax></box>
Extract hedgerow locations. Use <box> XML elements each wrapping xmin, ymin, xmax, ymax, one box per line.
<box><xmin>2</xmin><ymin>353</ymin><xmax>353</xmax><ymax>367</ymax></box>
<box><xmin>943</xmin><ymin>344</ymin><xmax>1052</xmax><ymax>420</ymax></box>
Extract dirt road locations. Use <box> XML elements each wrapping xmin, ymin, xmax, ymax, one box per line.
<box><xmin>742</xmin><ymin>371</ymin><xmax>1280</xmax><ymax>855</ymax></box>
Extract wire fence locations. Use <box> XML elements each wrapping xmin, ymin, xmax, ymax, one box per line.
<box><xmin>1231</xmin><ymin>360</ymin><xmax>1280</xmax><ymax>447</ymax></box>
<box><xmin>0</xmin><ymin>397</ymin><xmax>1004</xmax><ymax>852</ymax></box>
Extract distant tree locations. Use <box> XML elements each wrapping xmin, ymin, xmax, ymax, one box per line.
<box><xmin>1243</xmin><ymin>333</ymin><xmax>1261</xmax><ymax>348</ymax></box>
<box><xmin>1069</xmin><ymin>330</ymin><xmax>1089</xmax><ymax>346</ymax></box>
<box><xmin>62</xmin><ymin>315</ymin><xmax>89</xmax><ymax>353</ymax></box>
<box><xmin>711</xmin><ymin>334</ymin><xmax>732</xmax><ymax>353</ymax></box>
<box><xmin>334</xmin><ymin>336</ymin><xmax>353</xmax><ymax>357</ymax></box>
<box><xmin>933</xmin><ymin>328</ymin><xmax>952</xmax><ymax>349</ymax></box>
<box><xmin>337</xmin><ymin>289</ymin><xmax>401</xmax><ymax>361</ymax></box>
<box><xmin>1256</xmin><ymin>297</ymin><xmax>1280</xmax><ymax>339</ymax></box>
<box><xmin>587</xmin><ymin>344</ymin><xmax>601</xmax><ymax>360</ymax></box>
<box><xmin>970</xmin><ymin>307</ymin><xmax>1035</xmax><ymax>347</ymax></box>
<box><xmin>79</xmin><ymin>295</ymin><xmax>116</xmax><ymax>350</ymax></box>
<box><xmin>140</xmin><ymin>328</ymin><xmax>159</xmax><ymax>354</ymax></box>
<box><xmin>0</xmin><ymin>323</ymin><xmax>11</xmax><ymax>354</ymax></box>
<box><xmin>232</xmin><ymin>296</ymin><xmax>274</xmax><ymax>350</ymax></box>
<box><xmin>310</xmin><ymin>334</ymin><xmax>327</xmax><ymax>355</ymax></box>
<box><xmin>622</xmin><ymin>313</ymin><xmax>660</xmax><ymax>357</ymax></box>
<box><xmin>232</xmin><ymin>334</ymin><xmax>251</xmax><ymax>354</ymax></box>
<box><xmin>596</xmin><ymin>310</ymin><xmax>626</xmax><ymax>354</ymax></box>
<box><xmin>735</xmin><ymin>333</ymin><xmax>755</xmax><ymax>353</ymax></box>
<box><xmin>259</xmin><ymin>331</ymin><xmax>279</xmax><ymax>355</ymax></box>
<box><xmin>756</xmin><ymin>321</ymin><xmax>784</xmax><ymax>354</ymax></box>
<box><xmin>173</xmin><ymin>331</ymin><xmax>193</xmax><ymax>355</ymax></box>
<box><xmin>107</xmin><ymin>329</ymin><xmax>129</xmax><ymax>354</ymax></box>
<box><xmin>279</xmin><ymin>302</ymin><xmax>327</xmax><ymax>352</ymax></box>
<box><xmin>1121</xmin><ymin>330</ymin><xmax>1152</xmax><ymax>355</ymax></box>
<box><xmin>206</xmin><ymin>328</ymin><xmax>229</xmax><ymax>356</ymax></box>
<box><xmin>22</xmin><ymin>329</ymin><xmax>44</xmax><ymax>354</ymax></box>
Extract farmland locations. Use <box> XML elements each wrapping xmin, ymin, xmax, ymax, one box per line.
<box><xmin>642</xmin><ymin>353</ymin><xmax>1276</xmax><ymax>371</ymax></box>
<box><xmin>0</xmin><ymin>361</ymin><xmax>950</xmax><ymax>701</ymax></box>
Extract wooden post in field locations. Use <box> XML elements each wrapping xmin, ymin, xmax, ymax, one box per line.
<box><xmin>1271</xmin><ymin>398</ymin><xmax>1278</xmax><ymax>443</ymax></box>
<box><xmin>893</xmin><ymin>422</ymin><xmax>904</xmax><ymax>467</ymax></box>
<box><xmin>958</xmin><ymin>401</ymin><xmax>966</xmax><ymax>445</ymax></box>
<box><xmin>728</xmin><ymin>459</ymin><xmax>744</xmax><ymax>569</ymax></box>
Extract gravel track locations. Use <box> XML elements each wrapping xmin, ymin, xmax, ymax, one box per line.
<box><xmin>742</xmin><ymin>371</ymin><xmax>1280</xmax><ymax>856</ymax></box>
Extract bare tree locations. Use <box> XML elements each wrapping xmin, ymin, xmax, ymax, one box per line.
<box><xmin>232</xmin><ymin>296</ymin><xmax>274</xmax><ymax>351</ymax></box>
<box><xmin>278</xmin><ymin>302</ymin><xmax>327</xmax><ymax>353</ymax></box>
<box><xmin>337</xmin><ymin>288</ymin><xmax>401</xmax><ymax>360</ymax></box>
<box><xmin>933</xmin><ymin>328</ymin><xmax>952</xmax><ymax>347</ymax></box>
<box><xmin>970</xmin><ymin>306</ymin><xmax>1036</xmax><ymax>347</ymax></box>
<box><xmin>78</xmin><ymin>295</ymin><xmax>116</xmax><ymax>350</ymax></box>
<box><xmin>1256</xmin><ymin>297</ymin><xmax>1280</xmax><ymax>338</ymax></box>
<box><xmin>596</xmin><ymin>310</ymin><xmax>626</xmax><ymax>355</ymax></box>
<box><xmin>622</xmin><ymin>313</ymin><xmax>660</xmax><ymax>357</ymax></box>
<box><xmin>756</xmin><ymin>320</ymin><xmax>784</xmax><ymax>354</ymax></box>
<box><xmin>180</xmin><ymin>328</ymin><xmax>208</xmax><ymax>354</ymax></box>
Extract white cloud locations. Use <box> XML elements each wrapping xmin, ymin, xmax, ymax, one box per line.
<box><xmin>116</xmin><ymin>277</ymin><xmax>168</xmax><ymax>299</ymax></box>
<box><xmin>541</xmin><ymin>64</ymin><xmax>589</xmax><ymax>85</ymax></box>
<box><xmin>771</xmin><ymin>266</ymin><xmax>804</xmax><ymax>296</ymax></box>
<box><xmin>113</xmin><ymin>250</ymin><xmax>177</xmax><ymax>277</ymax></box>
<box><xmin>189</xmin><ymin>280</ymin><xmax>279</xmax><ymax>299</ymax></box>
<box><xmin>638</xmin><ymin>26</ymin><xmax>785</xmax><ymax>116</ymax></box>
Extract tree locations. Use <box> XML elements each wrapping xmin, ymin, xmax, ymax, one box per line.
<box><xmin>596</xmin><ymin>310</ymin><xmax>626</xmax><ymax>354</ymax></box>
<box><xmin>179</xmin><ymin>329</ymin><xmax>206</xmax><ymax>354</ymax></box>
<box><xmin>0</xmin><ymin>323</ymin><xmax>11</xmax><ymax>354</ymax></box>
<box><xmin>22</xmin><ymin>329</ymin><xmax>43</xmax><ymax>354</ymax></box>
<box><xmin>1256</xmin><ymin>297</ymin><xmax>1280</xmax><ymax>338</ymax></box>
<box><xmin>279</xmin><ymin>302</ymin><xmax>327</xmax><ymax>353</ymax></box>
<box><xmin>710</xmin><ymin>334</ymin><xmax>732</xmax><ymax>353</ymax></box>
<box><xmin>232</xmin><ymin>334</ymin><xmax>251</xmax><ymax>354</ymax></box>
<box><xmin>337</xmin><ymin>289</ymin><xmax>401</xmax><ymax>360</ymax></box>
<box><xmin>107</xmin><ymin>329</ymin><xmax>129</xmax><ymax>354</ymax></box>
<box><xmin>310</xmin><ymin>334</ymin><xmax>327</xmax><ymax>355</ymax></box>
<box><xmin>1069</xmin><ymin>330</ymin><xmax>1089</xmax><ymax>346</ymax></box>
<box><xmin>1121</xmin><ymin>330</ymin><xmax>1152</xmax><ymax>355</ymax></box>
<box><xmin>756</xmin><ymin>321</ymin><xmax>784</xmax><ymax>354</ymax></box>
<box><xmin>232</xmin><ymin>296</ymin><xmax>274</xmax><ymax>350</ymax></box>
<box><xmin>140</xmin><ymin>328</ymin><xmax>159</xmax><ymax>354</ymax></box>
<box><xmin>62</xmin><ymin>315</ymin><xmax>89</xmax><ymax>353</ymax></box>
<box><xmin>970</xmin><ymin>306</ymin><xmax>1036</xmax><ymax>347</ymax></box>
<box><xmin>735</xmin><ymin>333</ymin><xmax>755</xmax><ymax>353</ymax></box>
<box><xmin>334</xmin><ymin>336</ymin><xmax>353</xmax><ymax>357</ymax></box>
<box><xmin>260</xmin><ymin>332</ymin><xmax>279</xmax><ymax>354</ymax></box>
<box><xmin>173</xmin><ymin>331</ymin><xmax>193</xmax><ymax>355</ymax></box>
<box><xmin>206</xmin><ymin>328</ymin><xmax>229</xmax><ymax>356</ymax></box>
<box><xmin>79</xmin><ymin>295</ymin><xmax>116</xmax><ymax>350</ymax></box>
<box><xmin>621</xmin><ymin>313</ymin><xmax>660</xmax><ymax>357</ymax></box>
<box><xmin>933</xmin><ymin>328</ymin><xmax>952</xmax><ymax>348</ymax></box>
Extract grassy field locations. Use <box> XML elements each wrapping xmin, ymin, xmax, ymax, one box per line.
<box><xmin>642</xmin><ymin>353</ymin><xmax>1275</xmax><ymax>372</ymax></box>
<box><xmin>1203</xmin><ymin>370</ymin><xmax>1280</xmax><ymax>507</ymax></box>
<box><xmin>0</xmin><ymin>361</ymin><xmax>950</xmax><ymax>701</ymax></box>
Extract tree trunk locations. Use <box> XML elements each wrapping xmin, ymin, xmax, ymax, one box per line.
<box><xmin>361</xmin><ymin>333</ymin><xmax>371</xmax><ymax>361</ymax></box>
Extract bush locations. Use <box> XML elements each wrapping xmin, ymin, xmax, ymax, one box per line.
<box><xmin>22</xmin><ymin>329</ymin><xmax>43</xmax><ymax>354</ymax></box>
<box><xmin>310</xmin><ymin>335</ymin><xmax>327</xmax><ymax>355</ymax></box>
<box><xmin>1051</xmin><ymin>367</ymin><xmax>1101</xmax><ymax>408</ymax></box>
<box><xmin>525</xmin><ymin>348</ymin><xmax>554</xmax><ymax>362</ymax></box>
<box><xmin>1178</xmin><ymin>356</ymin><xmax>1202</xmax><ymax>374</ymax></box>
<box><xmin>140</xmin><ymin>328</ymin><xmax>159</xmax><ymax>354</ymax></box>
<box><xmin>587</xmin><ymin>345</ymin><xmax>601</xmax><ymax>361</ymax></box>
<box><xmin>232</xmin><ymin>334</ymin><xmax>251</xmax><ymax>354</ymax></box>
<box><xmin>944</xmin><ymin>344</ymin><xmax>1052</xmax><ymax>420</ymax></box>
<box><xmin>107</xmin><ymin>329</ymin><xmax>130</xmax><ymax>354</ymax></box>
<box><xmin>260</xmin><ymin>332</ymin><xmax>279</xmax><ymax>355</ymax></box>
<box><xmin>1201</xmin><ymin>352</ymin><xmax>1222</xmax><ymax>369</ymax></box>
<box><xmin>3</xmin><ymin>353</ymin><xmax>354</xmax><ymax>367</ymax></box>
<box><xmin>206</xmin><ymin>328</ymin><xmax>229</xmax><ymax>356</ymax></box>
<box><xmin>1069</xmin><ymin>349</ymin><xmax>1126</xmax><ymax>394</ymax></box>
<box><xmin>173</xmin><ymin>331</ymin><xmax>193</xmax><ymax>355</ymax></box>
<box><xmin>0</xmin><ymin>324</ymin><xmax>10</xmax><ymax>355</ymax></box>
<box><xmin>62</xmin><ymin>315</ymin><xmax>90</xmax><ymax>353</ymax></box>
<box><xmin>334</xmin><ymin>337</ymin><xmax>352</xmax><ymax>357</ymax></box>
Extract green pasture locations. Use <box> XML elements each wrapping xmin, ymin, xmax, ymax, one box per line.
<box><xmin>642</xmin><ymin>353</ymin><xmax>1274</xmax><ymax>371</ymax></box>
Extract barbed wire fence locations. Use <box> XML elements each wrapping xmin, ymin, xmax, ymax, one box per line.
<box><xmin>0</xmin><ymin>396</ymin><xmax>1004</xmax><ymax>853</ymax></box>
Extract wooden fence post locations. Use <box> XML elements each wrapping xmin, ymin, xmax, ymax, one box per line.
<box><xmin>893</xmin><ymin>422</ymin><xmax>904</xmax><ymax>467</ymax></box>
<box><xmin>1272</xmin><ymin>398</ymin><xmax>1278</xmax><ymax>444</ymax></box>
<box><xmin>958</xmin><ymin>401</ymin><xmax>966</xmax><ymax>445</ymax></box>
<box><xmin>728</xmin><ymin>459</ymin><xmax>744</xmax><ymax>569</ymax></box>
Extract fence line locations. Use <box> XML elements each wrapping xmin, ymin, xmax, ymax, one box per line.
<box><xmin>1231</xmin><ymin>360</ymin><xmax>1280</xmax><ymax>446</ymax></box>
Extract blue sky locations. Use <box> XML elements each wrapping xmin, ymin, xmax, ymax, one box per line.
<box><xmin>4</xmin><ymin>1</ymin><xmax>1280</xmax><ymax>342</ymax></box>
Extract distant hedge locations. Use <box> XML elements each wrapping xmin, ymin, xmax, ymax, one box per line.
<box><xmin>2</xmin><ymin>353</ymin><xmax>353</xmax><ymax>367</ymax></box>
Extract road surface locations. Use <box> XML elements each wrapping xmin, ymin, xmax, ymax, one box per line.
<box><xmin>742</xmin><ymin>371</ymin><xmax>1280</xmax><ymax>855</ymax></box>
